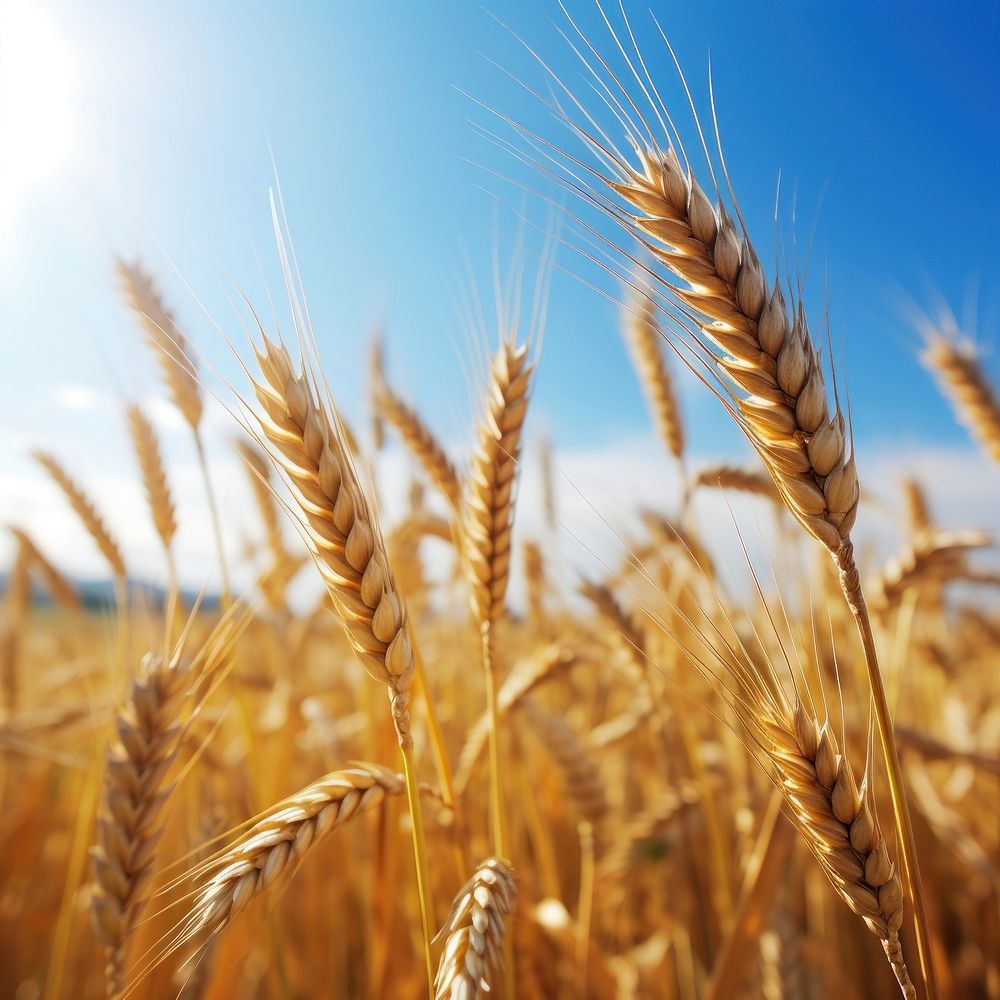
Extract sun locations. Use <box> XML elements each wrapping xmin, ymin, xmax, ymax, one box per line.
<box><xmin>0</xmin><ymin>4</ymin><xmax>75</xmax><ymax>236</ymax></box>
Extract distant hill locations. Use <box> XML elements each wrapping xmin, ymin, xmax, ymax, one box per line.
<box><xmin>0</xmin><ymin>574</ymin><xmax>220</xmax><ymax>613</ymax></box>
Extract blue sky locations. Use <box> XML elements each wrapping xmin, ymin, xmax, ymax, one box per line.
<box><xmin>1</xmin><ymin>1</ymin><xmax>999</xmax><ymax>585</ymax></box>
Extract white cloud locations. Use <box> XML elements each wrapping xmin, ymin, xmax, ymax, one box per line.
<box><xmin>47</xmin><ymin>383</ymin><xmax>106</xmax><ymax>412</ymax></box>
<box><xmin>1</xmin><ymin>422</ymin><xmax>996</xmax><ymax>618</ymax></box>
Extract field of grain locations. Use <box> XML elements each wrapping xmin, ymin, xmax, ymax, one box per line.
<box><xmin>1</xmin><ymin>5</ymin><xmax>998</xmax><ymax>1000</ymax></box>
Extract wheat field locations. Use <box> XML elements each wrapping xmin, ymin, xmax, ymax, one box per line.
<box><xmin>1</xmin><ymin>5</ymin><xmax>998</xmax><ymax>1000</ymax></box>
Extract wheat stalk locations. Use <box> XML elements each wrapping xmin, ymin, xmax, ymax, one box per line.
<box><xmin>433</xmin><ymin>858</ymin><xmax>516</xmax><ymax>1000</ymax></box>
<box><xmin>244</xmin><ymin>319</ymin><xmax>437</xmax><ymax>985</ymax></box>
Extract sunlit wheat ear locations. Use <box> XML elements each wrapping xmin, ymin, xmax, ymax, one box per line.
<box><xmin>8</xmin><ymin>526</ymin><xmax>80</xmax><ymax>612</ymax></box>
<box><xmin>116</xmin><ymin>258</ymin><xmax>203</xmax><ymax>432</ymax></box>
<box><xmin>235</xmin><ymin>439</ymin><xmax>286</xmax><ymax>564</ymax></box>
<box><xmin>919</xmin><ymin>318</ymin><xmax>1000</xmax><ymax>465</ymax></box>
<box><xmin>900</xmin><ymin>477</ymin><xmax>932</xmax><ymax>536</ymax></box>
<box><xmin>617</xmin><ymin>144</ymin><xmax>857</xmax><ymax>552</ymax></box>
<box><xmin>127</xmin><ymin>405</ymin><xmax>177</xmax><ymax>553</ymax></box>
<box><xmin>246</xmin><ymin>325</ymin><xmax>416</xmax><ymax>748</ymax></box>
<box><xmin>509</xmin><ymin>45</ymin><xmax>857</xmax><ymax>553</ymax></box>
<box><xmin>692</xmin><ymin>463</ymin><xmax>781</xmax><ymax>503</ymax></box>
<box><xmin>90</xmin><ymin>609</ymin><xmax>248</xmax><ymax>999</ymax></box>
<box><xmin>463</xmin><ymin>337</ymin><xmax>535</xmax><ymax>635</ymax></box>
<box><xmin>182</xmin><ymin>764</ymin><xmax>404</xmax><ymax>942</ymax></box>
<box><xmin>624</xmin><ymin>287</ymin><xmax>684</xmax><ymax>462</ymax></box>
<box><xmin>870</xmin><ymin>529</ymin><xmax>991</xmax><ymax>611</ymax></box>
<box><xmin>32</xmin><ymin>450</ymin><xmax>127</xmax><ymax>581</ymax></box>
<box><xmin>710</xmin><ymin>640</ymin><xmax>916</xmax><ymax>997</ymax></box>
<box><xmin>433</xmin><ymin>858</ymin><xmax>516</xmax><ymax>1000</ymax></box>
<box><xmin>374</xmin><ymin>363</ymin><xmax>463</xmax><ymax>510</ymax></box>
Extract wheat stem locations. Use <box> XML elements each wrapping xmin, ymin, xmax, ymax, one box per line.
<box><xmin>836</xmin><ymin>541</ymin><xmax>938</xmax><ymax>1000</ymax></box>
<box><xmin>402</xmin><ymin>743</ymin><xmax>436</xmax><ymax>999</ymax></box>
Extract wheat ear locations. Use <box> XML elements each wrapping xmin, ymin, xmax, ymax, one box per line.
<box><xmin>920</xmin><ymin>322</ymin><xmax>1000</xmax><ymax>465</ymax></box>
<box><xmin>900</xmin><ymin>478</ymin><xmax>932</xmax><ymax>536</ymax></box>
<box><xmin>117</xmin><ymin>257</ymin><xmax>231</xmax><ymax>603</ymax></box>
<box><xmin>90</xmin><ymin>611</ymin><xmax>246</xmax><ymax>999</ymax></box>
<box><xmin>454</xmin><ymin>644</ymin><xmax>577</xmax><ymax>796</ymax></box>
<box><xmin>433</xmin><ymin>858</ymin><xmax>516</xmax><ymax>1000</ymax></box>
<box><xmin>126</xmin><ymin>405</ymin><xmax>177</xmax><ymax>556</ymax></box>
<box><xmin>33</xmin><ymin>450</ymin><xmax>126</xmax><ymax>582</ymax></box>
<box><xmin>375</xmin><ymin>369</ymin><xmax>462</xmax><ymax>510</ymax></box>
<box><xmin>8</xmin><ymin>525</ymin><xmax>80</xmax><ymax>612</ymax></box>
<box><xmin>116</xmin><ymin>259</ymin><xmax>202</xmax><ymax>431</ymax></box>
<box><xmin>871</xmin><ymin>529</ymin><xmax>991</xmax><ymax>610</ymax></box>
<box><xmin>692</xmin><ymin>464</ymin><xmax>780</xmax><ymax>503</ymax></box>
<box><xmin>245</xmin><ymin>322</ymin><xmax>436</xmax><ymax>984</ymax></box>
<box><xmin>247</xmin><ymin>329</ymin><xmax>415</xmax><ymax>748</ymax></box>
<box><xmin>463</xmin><ymin>337</ymin><xmax>534</xmax><ymax>859</ymax></box>
<box><xmin>185</xmin><ymin>764</ymin><xmax>404</xmax><ymax>940</ymax></box>
<box><xmin>624</xmin><ymin>287</ymin><xmax>685</xmax><ymax>462</ymax></box>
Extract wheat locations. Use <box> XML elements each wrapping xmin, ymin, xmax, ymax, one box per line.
<box><xmin>246</xmin><ymin>328</ymin><xmax>416</xmax><ymax>748</ymax></box>
<box><xmin>8</xmin><ymin>526</ymin><xmax>80</xmax><ymax>611</ymax></box>
<box><xmin>33</xmin><ymin>450</ymin><xmax>127</xmax><ymax>581</ymax></box>
<box><xmin>921</xmin><ymin>321</ymin><xmax>1000</xmax><ymax>465</ymax></box>
<box><xmin>116</xmin><ymin>259</ymin><xmax>202</xmax><ymax>431</ymax></box>
<box><xmin>692</xmin><ymin>464</ymin><xmax>780</xmax><ymax>502</ymax></box>
<box><xmin>463</xmin><ymin>338</ymin><xmax>534</xmax><ymax>633</ymax></box>
<box><xmin>374</xmin><ymin>367</ymin><xmax>462</xmax><ymax>509</ymax></box>
<box><xmin>185</xmin><ymin>764</ymin><xmax>404</xmax><ymax>940</ymax></box>
<box><xmin>871</xmin><ymin>529</ymin><xmax>991</xmax><ymax>610</ymax></box>
<box><xmin>624</xmin><ymin>287</ymin><xmax>685</xmax><ymax>462</ymax></box>
<box><xmin>433</xmin><ymin>858</ymin><xmax>516</xmax><ymax>1000</ymax></box>
<box><xmin>454</xmin><ymin>644</ymin><xmax>577</xmax><ymax>795</ymax></box>
<box><xmin>90</xmin><ymin>612</ymin><xmax>246</xmax><ymax>998</ymax></box>
<box><xmin>127</xmin><ymin>405</ymin><xmax>177</xmax><ymax>553</ymax></box>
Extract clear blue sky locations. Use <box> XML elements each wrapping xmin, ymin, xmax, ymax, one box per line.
<box><xmin>1</xmin><ymin>1</ymin><xmax>999</xmax><ymax>572</ymax></box>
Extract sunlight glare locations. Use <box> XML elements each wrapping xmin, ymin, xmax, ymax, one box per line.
<box><xmin>0</xmin><ymin>4</ymin><xmax>75</xmax><ymax>236</ymax></box>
